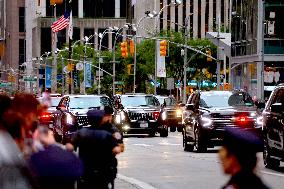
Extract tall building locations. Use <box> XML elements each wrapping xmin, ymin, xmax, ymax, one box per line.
<box><xmin>231</xmin><ymin>0</ymin><xmax>284</xmax><ymax>99</ymax></box>
<box><xmin>135</xmin><ymin>0</ymin><xmax>231</xmax><ymax>39</ymax></box>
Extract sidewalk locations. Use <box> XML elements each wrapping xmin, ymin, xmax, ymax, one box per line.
<box><xmin>115</xmin><ymin>178</ymin><xmax>141</xmax><ymax>189</ymax></box>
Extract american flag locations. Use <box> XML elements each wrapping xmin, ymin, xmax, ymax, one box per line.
<box><xmin>51</xmin><ymin>11</ymin><xmax>70</xmax><ymax>33</ymax></box>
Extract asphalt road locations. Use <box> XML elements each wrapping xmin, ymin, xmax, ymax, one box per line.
<box><xmin>117</xmin><ymin>132</ymin><xmax>284</xmax><ymax>189</ymax></box>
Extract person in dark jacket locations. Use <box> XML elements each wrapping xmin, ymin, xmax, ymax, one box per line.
<box><xmin>72</xmin><ymin>110</ymin><xmax>121</xmax><ymax>189</ymax></box>
<box><xmin>219</xmin><ymin>128</ymin><xmax>270</xmax><ymax>189</ymax></box>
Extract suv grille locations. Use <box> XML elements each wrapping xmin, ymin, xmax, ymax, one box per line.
<box><xmin>128</xmin><ymin>112</ymin><xmax>154</xmax><ymax>121</ymax></box>
<box><xmin>76</xmin><ymin>115</ymin><xmax>89</xmax><ymax>126</ymax></box>
<box><xmin>212</xmin><ymin>114</ymin><xmax>255</xmax><ymax>130</ymax></box>
<box><xmin>167</xmin><ymin>110</ymin><xmax>176</xmax><ymax>119</ymax></box>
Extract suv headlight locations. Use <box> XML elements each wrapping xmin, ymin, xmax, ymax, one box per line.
<box><xmin>120</xmin><ymin>111</ymin><xmax>126</xmax><ymax>121</ymax></box>
<box><xmin>176</xmin><ymin>109</ymin><xmax>182</xmax><ymax>118</ymax></box>
<box><xmin>66</xmin><ymin>113</ymin><xmax>74</xmax><ymax>125</ymax></box>
<box><xmin>162</xmin><ymin>111</ymin><xmax>167</xmax><ymax>120</ymax></box>
<box><xmin>115</xmin><ymin>114</ymin><xmax>121</xmax><ymax>124</ymax></box>
<box><xmin>200</xmin><ymin>116</ymin><xmax>213</xmax><ymax>127</ymax></box>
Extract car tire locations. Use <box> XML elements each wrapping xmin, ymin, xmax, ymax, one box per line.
<box><xmin>177</xmin><ymin>127</ymin><xmax>183</xmax><ymax>132</ymax></box>
<box><xmin>194</xmin><ymin>128</ymin><xmax>207</xmax><ymax>153</ymax></box>
<box><xmin>170</xmin><ymin>126</ymin><xmax>176</xmax><ymax>132</ymax></box>
<box><xmin>149</xmin><ymin>130</ymin><xmax>156</xmax><ymax>137</ymax></box>
<box><xmin>160</xmin><ymin>128</ymin><xmax>168</xmax><ymax>137</ymax></box>
<box><xmin>263</xmin><ymin>138</ymin><xmax>280</xmax><ymax>169</ymax></box>
<box><xmin>183</xmin><ymin>132</ymin><xmax>194</xmax><ymax>152</ymax></box>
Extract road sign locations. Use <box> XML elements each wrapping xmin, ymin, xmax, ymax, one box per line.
<box><xmin>76</xmin><ymin>62</ymin><xmax>84</xmax><ymax>71</ymax></box>
<box><xmin>24</xmin><ymin>77</ymin><xmax>36</xmax><ymax>81</ymax></box>
<box><xmin>167</xmin><ymin>78</ymin><xmax>175</xmax><ymax>90</ymax></box>
<box><xmin>186</xmin><ymin>67</ymin><xmax>196</xmax><ymax>72</ymax></box>
<box><xmin>0</xmin><ymin>83</ymin><xmax>12</xmax><ymax>87</ymax></box>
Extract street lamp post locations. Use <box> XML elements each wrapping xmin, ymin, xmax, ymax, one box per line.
<box><xmin>154</xmin><ymin>0</ymin><xmax>182</xmax><ymax>95</ymax></box>
<box><xmin>97</xmin><ymin>28</ymin><xmax>115</xmax><ymax>94</ymax></box>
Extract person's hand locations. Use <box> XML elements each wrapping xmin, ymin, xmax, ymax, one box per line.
<box><xmin>65</xmin><ymin>143</ymin><xmax>74</xmax><ymax>151</ymax></box>
<box><xmin>112</xmin><ymin>146</ymin><xmax>122</xmax><ymax>155</ymax></box>
<box><xmin>37</xmin><ymin>129</ymin><xmax>56</xmax><ymax>146</ymax></box>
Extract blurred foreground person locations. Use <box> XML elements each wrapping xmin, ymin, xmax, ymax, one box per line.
<box><xmin>219</xmin><ymin>128</ymin><xmax>269</xmax><ymax>189</ymax></box>
<box><xmin>0</xmin><ymin>95</ymin><xmax>38</xmax><ymax>189</ymax></box>
<box><xmin>72</xmin><ymin>110</ymin><xmax>122</xmax><ymax>189</ymax></box>
<box><xmin>29</xmin><ymin>127</ymin><xmax>83</xmax><ymax>189</ymax></box>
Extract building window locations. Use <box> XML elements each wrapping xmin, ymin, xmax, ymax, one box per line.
<box><xmin>19</xmin><ymin>7</ymin><xmax>25</xmax><ymax>32</ymax></box>
<box><xmin>57</xmin><ymin>30</ymin><xmax>66</xmax><ymax>50</ymax></box>
<box><xmin>41</xmin><ymin>28</ymin><xmax>51</xmax><ymax>55</ymax></box>
<box><xmin>46</xmin><ymin>1</ymin><xmax>66</xmax><ymax>17</ymax></box>
<box><xmin>98</xmin><ymin>28</ymin><xmax>108</xmax><ymax>50</ymax></box>
<box><xmin>84</xmin><ymin>28</ymin><xmax>94</xmax><ymax>44</ymax></box>
<box><xmin>19</xmin><ymin>39</ymin><xmax>26</xmax><ymax>65</ymax></box>
<box><xmin>83</xmin><ymin>0</ymin><xmax>115</xmax><ymax>18</ymax></box>
<box><xmin>120</xmin><ymin>0</ymin><xmax>126</xmax><ymax>17</ymax></box>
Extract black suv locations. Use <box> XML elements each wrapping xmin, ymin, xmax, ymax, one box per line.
<box><xmin>182</xmin><ymin>90</ymin><xmax>263</xmax><ymax>152</ymax></box>
<box><xmin>53</xmin><ymin>95</ymin><xmax>113</xmax><ymax>143</ymax></box>
<box><xmin>262</xmin><ymin>84</ymin><xmax>284</xmax><ymax>168</ymax></box>
<box><xmin>156</xmin><ymin>95</ymin><xmax>183</xmax><ymax>132</ymax></box>
<box><xmin>114</xmin><ymin>94</ymin><xmax>168</xmax><ymax>137</ymax></box>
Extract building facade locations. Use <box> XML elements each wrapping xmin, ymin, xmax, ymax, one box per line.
<box><xmin>231</xmin><ymin>0</ymin><xmax>284</xmax><ymax>99</ymax></box>
<box><xmin>136</xmin><ymin>0</ymin><xmax>231</xmax><ymax>39</ymax></box>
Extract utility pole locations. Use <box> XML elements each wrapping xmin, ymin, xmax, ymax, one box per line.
<box><xmin>68</xmin><ymin>2</ymin><xmax>72</xmax><ymax>94</ymax></box>
<box><xmin>52</xmin><ymin>4</ymin><xmax>57</xmax><ymax>93</ymax></box>
<box><xmin>216</xmin><ymin>13</ymin><xmax>221</xmax><ymax>91</ymax></box>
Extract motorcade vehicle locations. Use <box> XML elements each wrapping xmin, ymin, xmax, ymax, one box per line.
<box><xmin>262</xmin><ymin>84</ymin><xmax>284</xmax><ymax>168</ymax></box>
<box><xmin>52</xmin><ymin>95</ymin><xmax>113</xmax><ymax>143</ymax></box>
<box><xmin>37</xmin><ymin>96</ymin><xmax>62</xmax><ymax>128</ymax></box>
<box><xmin>182</xmin><ymin>90</ymin><xmax>264</xmax><ymax>152</ymax></box>
<box><xmin>156</xmin><ymin>95</ymin><xmax>183</xmax><ymax>132</ymax></box>
<box><xmin>114</xmin><ymin>94</ymin><xmax>168</xmax><ymax>137</ymax></box>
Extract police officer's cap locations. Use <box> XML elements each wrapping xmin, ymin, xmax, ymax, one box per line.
<box><xmin>87</xmin><ymin>110</ymin><xmax>105</xmax><ymax>126</ymax></box>
<box><xmin>223</xmin><ymin>128</ymin><xmax>263</xmax><ymax>155</ymax></box>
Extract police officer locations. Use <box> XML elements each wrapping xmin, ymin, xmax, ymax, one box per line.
<box><xmin>219</xmin><ymin>128</ymin><xmax>269</xmax><ymax>189</ymax></box>
<box><xmin>72</xmin><ymin>110</ymin><xmax>121</xmax><ymax>189</ymax></box>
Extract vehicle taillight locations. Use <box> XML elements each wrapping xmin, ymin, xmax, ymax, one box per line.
<box><xmin>153</xmin><ymin>112</ymin><xmax>160</xmax><ymax>120</ymax></box>
<box><xmin>237</xmin><ymin>116</ymin><xmax>247</xmax><ymax>122</ymax></box>
<box><xmin>40</xmin><ymin>112</ymin><xmax>52</xmax><ymax>120</ymax></box>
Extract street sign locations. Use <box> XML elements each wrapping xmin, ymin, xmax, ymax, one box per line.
<box><xmin>76</xmin><ymin>62</ymin><xmax>84</xmax><ymax>71</ymax></box>
<box><xmin>63</xmin><ymin>66</ymin><xmax>70</xmax><ymax>73</ymax></box>
<box><xmin>186</xmin><ymin>67</ymin><xmax>196</xmax><ymax>72</ymax></box>
<box><xmin>167</xmin><ymin>78</ymin><xmax>175</xmax><ymax>90</ymax></box>
<box><xmin>0</xmin><ymin>83</ymin><xmax>12</xmax><ymax>87</ymax></box>
<box><xmin>24</xmin><ymin>77</ymin><xmax>36</xmax><ymax>81</ymax></box>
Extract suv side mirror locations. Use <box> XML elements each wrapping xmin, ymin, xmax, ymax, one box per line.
<box><xmin>185</xmin><ymin>104</ymin><xmax>195</xmax><ymax>111</ymax></box>
<box><xmin>270</xmin><ymin>103</ymin><xmax>284</xmax><ymax>113</ymax></box>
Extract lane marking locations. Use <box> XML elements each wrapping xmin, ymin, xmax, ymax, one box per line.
<box><xmin>117</xmin><ymin>174</ymin><xmax>158</xmax><ymax>189</ymax></box>
<box><xmin>260</xmin><ymin>170</ymin><xmax>284</xmax><ymax>178</ymax></box>
<box><xmin>133</xmin><ymin>144</ymin><xmax>153</xmax><ymax>147</ymax></box>
<box><xmin>158</xmin><ymin>142</ymin><xmax>181</xmax><ymax>146</ymax></box>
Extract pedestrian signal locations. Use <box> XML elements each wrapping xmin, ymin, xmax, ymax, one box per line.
<box><xmin>120</xmin><ymin>41</ymin><xmax>128</xmax><ymax>58</ymax></box>
<box><xmin>129</xmin><ymin>40</ymin><xmax>134</xmax><ymax>56</ymax></box>
<box><xmin>160</xmin><ymin>40</ymin><xmax>167</xmax><ymax>57</ymax></box>
<box><xmin>206</xmin><ymin>50</ymin><xmax>212</xmax><ymax>62</ymax></box>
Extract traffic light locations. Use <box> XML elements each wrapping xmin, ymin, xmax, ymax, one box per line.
<box><xmin>127</xmin><ymin>64</ymin><xmax>134</xmax><ymax>75</ymax></box>
<box><xmin>129</xmin><ymin>40</ymin><xmax>134</xmax><ymax>56</ymax></box>
<box><xmin>160</xmin><ymin>40</ymin><xmax>167</xmax><ymax>57</ymax></box>
<box><xmin>120</xmin><ymin>41</ymin><xmax>128</xmax><ymax>58</ymax></box>
<box><xmin>206</xmin><ymin>50</ymin><xmax>212</xmax><ymax>62</ymax></box>
<box><xmin>50</xmin><ymin>0</ymin><xmax>63</xmax><ymax>5</ymax></box>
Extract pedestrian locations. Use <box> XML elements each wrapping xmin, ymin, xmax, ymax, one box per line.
<box><xmin>0</xmin><ymin>94</ymin><xmax>39</xmax><ymax>189</ymax></box>
<box><xmin>72</xmin><ymin>110</ymin><xmax>122</xmax><ymax>189</ymax></box>
<box><xmin>219</xmin><ymin>128</ymin><xmax>270</xmax><ymax>189</ymax></box>
<box><xmin>95</xmin><ymin>106</ymin><xmax>125</xmax><ymax>188</ymax></box>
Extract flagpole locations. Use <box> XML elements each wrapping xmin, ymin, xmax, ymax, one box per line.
<box><xmin>68</xmin><ymin>1</ymin><xmax>73</xmax><ymax>95</ymax></box>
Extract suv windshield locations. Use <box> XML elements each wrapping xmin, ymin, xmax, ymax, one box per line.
<box><xmin>121</xmin><ymin>96</ymin><xmax>157</xmax><ymax>107</ymax></box>
<box><xmin>69</xmin><ymin>97</ymin><xmax>111</xmax><ymax>109</ymax></box>
<box><xmin>156</xmin><ymin>97</ymin><xmax>176</xmax><ymax>106</ymax></box>
<box><xmin>200</xmin><ymin>92</ymin><xmax>254</xmax><ymax>108</ymax></box>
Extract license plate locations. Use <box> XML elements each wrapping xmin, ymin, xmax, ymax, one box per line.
<box><xmin>140</xmin><ymin>123</ymin><xmax>148</xmax><ymax>128</ymax></box>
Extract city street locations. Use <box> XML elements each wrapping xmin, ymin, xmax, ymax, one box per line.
<box><xmin>117</xmin><ymin>132</ymin><xmax>284</xmax><ymax>189</ymax></box>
